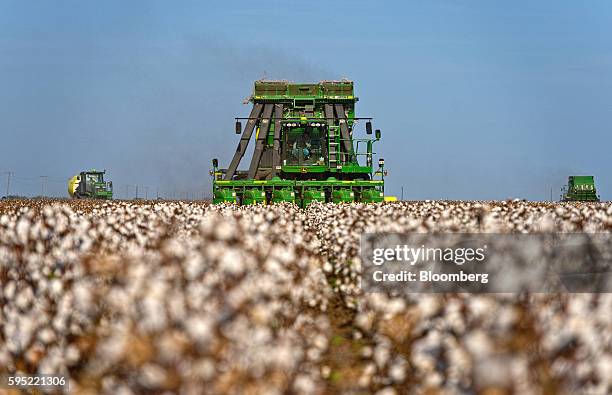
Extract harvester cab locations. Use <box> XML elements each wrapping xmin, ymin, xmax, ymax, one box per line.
<box><xmin>561</xmin><ymin>175</ymin><xmax>600</xmax><ymax>202</ymax></box>
<box><xmin>68</xmin><ymin>169</ymin><xmax>113</xmax><ymax>199</ymax></box>
<box><xmin>211</xmin><ymin>80</ymin><xmax>386</xmax><ymax>206</ymax></box>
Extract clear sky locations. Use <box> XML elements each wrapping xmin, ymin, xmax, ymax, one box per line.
<box><xmin>1</xmin><ymin>0</ymin><xmax>610</xmax><ymax>200</ymax></box>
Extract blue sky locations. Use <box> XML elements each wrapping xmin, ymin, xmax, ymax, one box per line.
<box><xmin>1</xmin><ymin>0</ymin><xmax>610</xmax><ymax>200</ymax></box>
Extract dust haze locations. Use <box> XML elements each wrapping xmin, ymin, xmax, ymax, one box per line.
<box><xmin>149</xmin><ymin>34</ymin><xmax>338</xmax><ymax>198</ymax></box>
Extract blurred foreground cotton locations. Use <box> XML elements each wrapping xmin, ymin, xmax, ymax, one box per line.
<box><xmin>0</xmin><ymin>199</ymin><xmax>611</xmax><ymax>394</ymax></box>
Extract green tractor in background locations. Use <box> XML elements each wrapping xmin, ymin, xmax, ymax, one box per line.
<box><xmin>211</xmin><ymin>80</ymin><xmax>386</xmax><ymax>207</ymax></box>
<box><xmin>68</xmin><ymin>169</ymin><xmax>113</xmax><ymax>199</ymax></box>
<box><xmin>561</xmin><ymin>175</ymin><xmax>600</xmax><ymax>202</ymax></box>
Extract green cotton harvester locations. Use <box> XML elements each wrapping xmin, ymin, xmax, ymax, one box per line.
<box><xmin>561</xmin><ymin>175</ymin><xmax>600</xmax><ymax>202</ymax></box>
<box><xmin>68</xmin><ymin>169</ymin><xmax>113</xmax><ymax>199</ymax></box>
<box><xmin>211</xmin><ymin>80</ymin><xmax>386</xmax><ymax>206</ymax></box>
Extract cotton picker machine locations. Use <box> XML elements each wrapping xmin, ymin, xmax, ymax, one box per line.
<box><xmin>561</xmin><ymin>176</ymin><xmax>600</xmax><ymax>202</ymax></box>
<box><xmin>68</xmin><ymin>169</ymin><xmax>113</xmax><ymax>199</ymax></box>
<box><xmin>211</xmin><ymin>80</ymin><xmax>386</xmax><ymax>206</ymax></box>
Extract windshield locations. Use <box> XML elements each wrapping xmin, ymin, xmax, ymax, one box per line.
<box><xmin>282</xmin><ymin>126</ymin><xmax>326</xmax><ymax>166</ymax></box>
<box><xmin>86</xmin><ymin>173</ymin><xmax>103</xmax><ymax>184</ymax></box>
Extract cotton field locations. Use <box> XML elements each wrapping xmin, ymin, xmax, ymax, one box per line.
<box><xmin>1</xmin><ymin>199</ymin><xmax>612</xmax><ymax>395</ymax></box>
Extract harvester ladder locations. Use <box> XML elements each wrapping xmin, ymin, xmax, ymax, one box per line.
<box><xmin>324</xmin><ymin>104</ymin><xmax>340</xmax><ymax>166</ymax></box>
<box><xmin>327</xmin><ymin>126</ymin><xmax>340</xmax><ymax>168</ymax></box>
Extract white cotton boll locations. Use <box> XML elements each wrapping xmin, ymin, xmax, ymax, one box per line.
<box><xmin>496</xmin><ymin>305</ymin><xmax>517</xmax><ymax>329</ymax></box>
<box><xmin>0</xmin><ymin>348</ymin><xmax>10</xmax><ymax>368</ymax></box>
<box><xmin>73</xmin><ymin>281</ymin><xmax>93</xmax><ymax>313</ymax></box>
<box><xmin>185</xmin><ymin>253</ymin><xmax>205</xmax><ymax>279</ymax></box>
<box><xmin>423</xmin><ymin>372</ymin><xmax>443</xmax><ymax>387</ymax></box>
<box><xmin>213</xmin><ymin>221</ymin><xmax>234</xmax><ymax>240</ymax></box>
<box><xmin>186</xmin><ymin>316</ymin><xmax>213</xmax><ymax>345</ymax></box>
<box><xmin>361</xmin><ymin>346</ymin><xmax>373</xmax><ymax>358</ymax></box>
<box><xmin>139</xmin><ymin>363</ymin><xmax>167</xmax><ymax>388</ymax></box>
<box><xmin>313</xmin><ymin>334</ymin><xmax>327</xmax><ymax>350</ymax></box>
<box><xmin>418</xmin><ymin>295</ymin><xmax>441</xmax><ymax>319</ymax></box>
<box><xmin>193</xmin><ymin>358</ymin><xmax>216</xmax><ymax>380</ymax></box>
<box><xmin>35</xmin><ymin>240</ymin><xmax>46</xmax><ymax>254</ymax></box>
<box><xmin>355</xmin><ymin>313</ymin><xmax>374</xmax><ymax>331</ymax></box>
<box><xmin>361</xmin><ymin>363</ymin><xmax>376</xmax><ymax>380</ymax></box>
<box><xmin>4</xmin><ymin>281</ymin><xmax>16</xmax><ymax>299</ymax></box>
<box><xmin>374</xmin><ymin>344</ymin><xmax>390</xmax><ymax>368</ymax></box>
<box><xmin>251</xmin><ymin>327</ymin><xmax>272</xmax><ymax>344</ymax></box>
<box><xmin>16</xmin><ymin>218</ymin><xmax>30</xmax><ymax>244</ymax></box>
<box><xmin>464</xmin><ymin>330</ymin><xmax>493</xmax><ymax>358</ymax></box>
<box><xmin>389</xmin><ymin>361</ymin><xmax>406</xmax><ymax>382</ymax></box>
<box><xmin>219</xmin><ymin>249</ymin><xmax>244</xmax><ymax>275</ymax></box>
<box><xmin>473</xmin><ymin>357</ymin><xmax>513</xmax><ymax>389</ymax></box>
<box><xmin>140</xmin><ymin>296</ymin><xmax>167</xmax><ymax>332</ymax></box>
<box><xmin>107</xmin><ymin>288</ymin><xmax>131</xmax><ymax>313</ymax></box>
<box><xmin>307</xmin><ymin>347</ymin><xmax>321</xmax><ymax>361</ymax></box>
<box><xmin>375</xmin><ymin>387</ymin><xmax>397</xmax><ymax>395</ymax></box>
<box><xmin>597</xmin><ymin>354</ymin><xmax>612</xmax><ymax>385</ymax></box>
<box><xmin>270</xmin><ymin>341</ymin><xmax>297</xmax><ymax>369</ymax></box>
<box><xmin>386</xmin><ymin>298</ymin><xmax>406</xmax><ymax>315</ymax></box>
<box><xmin>65</xmin><ymin>344</ymin><xmax>80</xmax><ymax>364</ymax></box>
<box><xmin>114</xmin><ymin>386</ymin><xmax>135</xmax><ymax>395</ymax></box>
<box><xmin>15</xmin><ymin>287</ymin><xmax>34</xmax><ymax>310</ymax></box>
<box><xmin>49</xmin><ymin>279</ymin><xmax>63</xmax><ymax>296</ymax></box>
<box><xmin>98</xmin><ymin>335</ymin><xmax>127</xmax><ymax>362</ymax></box>
<box><xmin>13</xmin><ymin>316</ymin><xmax>34</xmax><ymax>352</ymax></box>
<box><xmin>293</xmin><ymin>375</ymin><xmax>317</xmax><ymax>395</ymax></box>
<box><xmin>534</xmin><ymin>214</ymin><xmax>555</xmax><ymax>232</ymax></box>
<box><xmin>467</xmin><ymin>297</ymin><xmax>495</xmax><ymax>319</ymax></box>
<box><xmin>38</xmin><ymin>327</ymin><xmax>55</xmax><ymax>344</ymax></box>
<box><xmin>167</xmin><ymin>294</ymin><xmax>186</xmax><ymax>321</ymax></box>
<box><xmin>38</xmin><ymin>347</ymin><xmax>64</xmax><ymax>374</ymax></box>
<box><xmin>265</xmin><ymin>258</ymin><xmax>283</xmax><ymax>274</ymax></box>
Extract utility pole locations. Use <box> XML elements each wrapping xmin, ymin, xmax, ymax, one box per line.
<box><xmin>401</xmin><ymin>186</ymin><xmax>404</xmax><ymax>201</ymax></box>
<box><xmin>40</xmin><ymin>176</ymin><xmax>48</xmax><ymax>197</ymax></box>
<box><xmin>4</xmin><ymin>171</ymin><xmax>13</xmax><ymax>197</ymax></box>
<box><xmin>550</xmin><ymin>187</ymin><xmax>553</xmax><ymax>202</ymax></box>
<box><xmin>144</xmin><ymin>186</ymin><xmax>148</xmax><ymax>200</ymax></box>
<box><xmin>125</xmin><ymin>185</ymin><xmax>130</xmax><ymax>200</ymax></box>
<box><xmin>156</xmin><ymin>187</ymin><xmax>159</xmax><ymax>200</ymax></box>
<box><xmin>135</xmin><ymin>185</ymin><xmax>138</xmax><ymax>199</ymax></box>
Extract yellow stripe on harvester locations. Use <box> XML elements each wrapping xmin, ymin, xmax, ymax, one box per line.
<box><xmin>384</xmin><ymin>196</ymin><xmax>398</xmax><ymax>202</ymax></box>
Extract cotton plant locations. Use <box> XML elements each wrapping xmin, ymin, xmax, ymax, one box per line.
<box><xmin>0</xmin><ymin>199</ymin><xmax>611</xmax><ymax>394</ymax></box>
